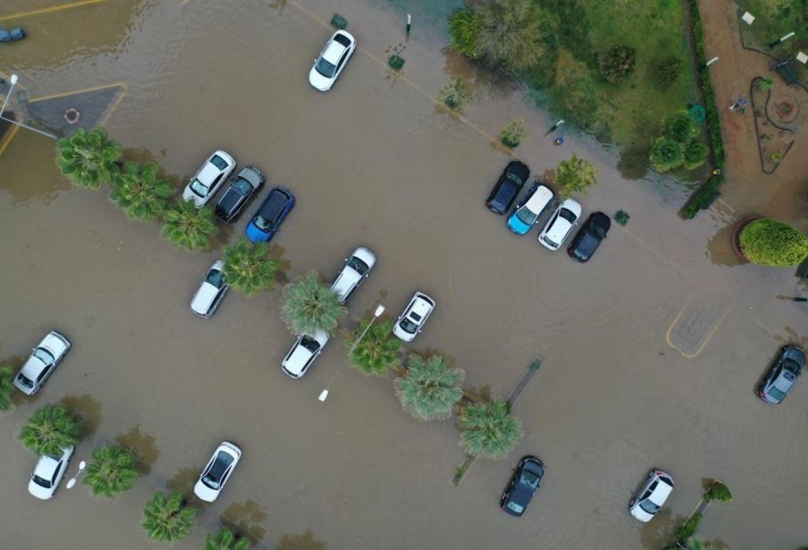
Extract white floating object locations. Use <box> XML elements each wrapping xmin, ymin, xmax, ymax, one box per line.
<box><xmin>742</xmin><ymin>12</ymin><xmax>755</xmax><ymax>25</ymax></box>
<box><xmin>797</xmin><ymin>51</ymin><xmax>808</xmax><ymax>64</ymax></box>
<box><xmin>318</xmin><ymin>389</ymin><xmax>329</xmax><ymax>402</ymax></box>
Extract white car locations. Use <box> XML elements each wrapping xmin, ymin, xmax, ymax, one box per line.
<box><xmin>182</xmin><ymin>150</ymin><xmax>236</xmax><ymax>208</ymax></box>
<box><xmin>330</xmin><ymin>247</ymin><xmax>376</xmax><ymax>304</ymax></box>
<box><xmin>194</xmin><ymin>441</ymin><xmax>242</xmax><ymax>503</ymax></box>
<box><xmin>309</xmin><ymin>30</ymin><xmax>357</xmax><ymax>92</ymax></box>
<box><xmin>628</xmin><ymin>469</ymin><xmax>674</xmax><ymax>522</ymax></box>
<box><xmin>538</xmin><ymin>198</ymin><xmax>582</xmax><ymax>250</ymax></box>
<box><xmin>281</xmin><ymin>331</ymin><xmax>330</xmax><ymax>379</ymax></box>
<box><xmin>190</xmin><ymin>260</ymin><xmax>229</xmax><ymax>318</ymax></box>
<box><xmin>393</xmin><ymin>292</ymin><xmax>436</xmax><ymax>343</ymax></box>
<box><xmin>28</xmin><ymin>446</ymin><xmax>74</xmax><ymax>500</ymax></box>
<box><xmin>507</xmin><ymin>183</ymin><xmax>554</xmax><ymax>235</ymax></box>
<box><xmin>14</xmin><ymin>331</ymin><xmax>71</xmax><ymax>395</ymax></box>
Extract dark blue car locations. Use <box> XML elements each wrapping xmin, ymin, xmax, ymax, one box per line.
<box><xmin>500</xmin><ymin>455</ymin><xmax>545</xmax><ymax>517</ymax></box>
<box><xmin>246</xmin><ymin>186</ymin><xmax>295</xmax><ymax>243</ymax></box>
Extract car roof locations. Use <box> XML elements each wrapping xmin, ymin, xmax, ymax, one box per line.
<box><xmin>408</xmin><ymin>293</ymin><xmax>435</xmax><ymax>316</ymax></box>
<box><xmin>19</xmin><ymin>354</ymin><xmax>47</xmax><ymax>379</ymax></box>
<box><xmin>352</xmin><ymin>246</ymin><xmax>376</xmax><ymax>267</ymax></box>
<box><xmin>323</xmin><ymin>38</ymin><xmax>348</xmax><ymax>64</ymax></box>
<box><xmin>523</xmin><ymin>185</ymin><xmax>554</xmax><ymax>213</ymax></box>
<box><xmin>588</xmin><ymin>211</ymin><xmax>612</xmax><ymax>230</ymax></box>
<box><xmin>259</xmin><ymin>187</ymin><xmax>292</xmax><ymax>219</ymax></box>
<box><xmin>238</xmin><ymin>166</ymin><xmax>263</xmax><ymax>186</ymax></box>
<box><xmin>33</xmin><ymin>454</ymin><xmax>61</xmax><ymax>479</ymax></box>
<box><xmin>330</xmin><ymin>269</ymin><xmax>361</xmax><ymax>299</ymax></box>
<box><xmin>506</xmin><ymin>160</ymin><xmax>530</xmax><ymax>181</ymax></box>
<box><xmin>648</xmin><ymin>478</ymin><xmax>674</xmax><ymax>504</ymax></box>
<box><xmin>283</xmin><ymin>331</ymin><xmax>329</xmax><ymax>376</ymax></box>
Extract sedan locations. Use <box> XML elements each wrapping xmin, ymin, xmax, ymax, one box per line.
<box><xmin>567</xmin><ymin>211</ymin><xmax>611</xmax><ymax>262</ymax></box>
<box><xmin>393</xmin><ymin>292</ymin><xmax>436</xmax><ymax>342</ymax></box>
<box><xmin>628</xmin><ymin>469</ymin><xmax>674</xmax><ymax>522</ymax></box>
<box><xmin>538</xmin><ymin>198</ymin><xmax>582</xmax><ymax>250</ymax></box>
<box><xmin>500</xmin><ymin>456</ymin><xmax>545</xmax><ymax>517</ymax></box>
<box><xmin>194</xmin><ymin>441</ymin><xmax>242</xmax><ymax>503</ymax></box>
<box><xmin>330</xmin><ymin>247</ymin><xmax>376</xmax><ymax>304</ymax></box>
<box><xmin>486</xmin><ymin>161</ymin><xmax>530</xmax><ymax>215</ymax></box>
<box><xmin>758</xmin><ymin>345</ymin><xmax>804</xmax><ymax>404</ymax></box>
<box><xmin>14</xmin><ymin>331</ymin><xmax>71</xmax><ymax>395</ymax></box>
<box><xmin>281</xmin><ymin>331</ymin><xmax>330</xmax><ymax>379</ymax></box>
<box><xmin>182</xmin><ymin>150</ymin><xmax>236</xmax><ymax>208</ymax></box>
<box><xmin>309</xmin><ymin>30</ymin><xmax>357</xmax><ymax>92</ymax></box>
<box><xmin>28</xmin><ymin>446</ymin><xmax>74</xmax><ymax>500</ymax></box>
<box><xmin>190</xmin><ymin>260</ymin><xmax>229</xmax><ymax>318</ymax></box>
<box><xmin>246</xmin><ymin>186</ymin><xmax>295</xmax><ymax>244</ymax></box>
<box><xmin>214</xmin><ymin>166</ymin><xmax>265</xmax><ymax>223</ymax></box>
<box><xmin>507</xmin><ymin>183</ymin><xmax>554</xmax><ymax>235</ymax></box>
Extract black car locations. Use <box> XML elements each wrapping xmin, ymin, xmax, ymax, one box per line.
<box><xmin>567</xmin><ymin>211</ymin><xmax>611</xmax><ymax>262</ymax></box>
<box><xmin>500</xmin><ymin>455</ymin><xmax>545</xmax><ymax>517</ymax></box>
<box><xmin>214</xmin><ymin>166</ymin><xmax>265</xmax><ymax>223</ymax></box>
<box><xmin>486</xmin><ymin>161</ymin><xmax>530</xmax><ymax>215</ymax></box>
<box><xmin>758</xmin><ymin>345</ymin><xmax>804</xmax><ymax>404</ymax></box>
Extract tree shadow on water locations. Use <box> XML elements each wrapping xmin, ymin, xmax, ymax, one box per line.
<box><xmin>115</xmin><ymin>425</ymin><xmax>159</xmax><ymax>474</ymax></box>
<box><xmin>220</xmin><ymin>499</ymin><xmax>268</xmax><ymax>543</ymax></box>
<box><xmin>167</xmin><ymin>466</ymin><xmax>199</xmax><ymax>501</ymax></box>
<box><xmin>639</xmin><ymin>508</ymin><xmax>676</xmax><ymax>550</ymax></box>
<box><xmin>275</xmin><ymin>530</ymin><xmax>327</xmax><ymax>550</ymax></box>
<box><xmin>60</xmin><ymin>394</ymin><xmax>102</xmax><ymax>441</ymax></box>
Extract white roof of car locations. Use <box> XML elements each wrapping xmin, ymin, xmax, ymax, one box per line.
<box><xmin>282</xmin><ymin>331</ymin><xmax>329</xmax><ymax>378</ymax></box>
<box><xmin>523</xmin><ymin>185</ymin><xmax>554</xmax><ymax>214</ymax></box>
<box><xmin>18</xmin><ymin>332</ymin><xmax>68</xmax><ymax>380</ymax></box>
<box><xmin>193</xmin><ymin>442</ymin><xmax>242</xmax><ymax>503</ymax></box>
<box><xmin>323</xmin><ymin>40</ymin><xmax>347</xmax><ymax>64</ymax></box>
<box><xmin>191</xmin><ymin>261</ymin><xmax>225</xmax><ymax>316</ymax></box>
<box><xmin>330</xmin><ymin>247</ymin><xmax>376</xmax><ymax>301</ymax></box>
<box><xmin>28</xmin><ymin>446</ymin><xmax>72</xmax><ymax>500</ymax></box>
<box><xmin>540</xmin><ymin>199</ymin><xmax>581</xmax><ymax>250</ymax></box>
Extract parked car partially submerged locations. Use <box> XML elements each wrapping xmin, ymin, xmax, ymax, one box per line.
<box><xmin>628</xmin><ymin>469</ymin><xmax>674</xmax><ymax>522</ymax></box>
<box><xmin>309</xmin><ymin>30</ymin><xmax>357</xmax><ymax>92</ymax></box>
<box><xmin>28</xmin><ymin>446</ymin><xmax>74</xmax><ymax>500</ymax></box>
<box><xmin>567</xmin><ymin>211</ymin><xmax>611</xmax><ymax>262</ymax></box>
<box><xmin>393</xmin><ymin>292</ymin><xmax>436</xmax><ymax>342</ymax></box>
<box><xmin>14</xmin><ymin>331</ymin><xmax>71</xmax><ymax>395</ymax></box>
<box><xmin>182</xmin><ymin>150</ymin><xmax>236</xmax><ymax>208</ymax></box>
<box><xmin>486</xmin><ymin>161</ymin><xmax>530</xmax><ymax>215</ymax></box>
<box><xmin>190</xmin><ymin>260</ymin><xmax>229</xmax><ymax>318</ymax></box>
<box><xmin>758</xmin><ymin>345</ymin><xmax>804</xmax><ymax>404</ymax></box>
<box><xmin>507</xmin><ymin>183</ymin><xmax>554</xmax><ymax>235</ymax></box>
<box><xmin>245</xmin><ymin>186</ymin><xmax>295</xmax><ymax>244</ymax></box>
<box><xmin>194</xmin><ymin>441</ymin><xmax>242</xmax><ymax>503</ymax></box>
<box><xmin>281</xmin><ymin>331</ymin><xmax>330</xmax><ymax>379</ymax></box>
<box><xmin>500</xmin><ymin>455</ymin><xmax>545</xmax><ymax>517</ymax></box>
<box><xmin>330</xmin><ymin>247</ymin><xmax>376</xmax><ymax>304</ymax></box>
<box><xmin>215</xmin><ymin>166</ymin><xmax>265</xmax><ymax>223</ymax></box>
<box><xmin>538</xmin><ymin>198</ymin><xmax>582</xmax><ymax>251</ymax></box>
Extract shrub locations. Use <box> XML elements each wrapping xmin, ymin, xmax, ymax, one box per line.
<box><xmin>500</xmin><ymin>119</ymin><xmax>527</xmax><ymax>148</ymax></box>
<box><xmin>555</xmin><ymin>153</ymin><xmax>598</xmax><ymax>196</ymax></box>
<box><xmin>739</xmin><ymin>218</ymin><xmax>808</xmax><ymax>267</ymax></box>
<box><xmin>704</xmin><ymin>481</ymin><xmax>732</xmax><ymax>502</ymax></box>
<box><xmin>55</xmin><ymin>127</ymin><xmax>121</xmax><ymax>190</ymax></box>
<box><xmin>654</xmin><ymin>57</ymin><xmax>684</xmax><ymax>89</ymax></box>
<box><xmin>674</xmin><ymin>513</ymin><xmax>702</xmax><ymax>541</ymax></box>
<box><xmin>202</xmin><ymin>528</ymin><xmax>250</xmax><ymax>550</ymax></box>
<box><xmin>438</xmin><ymin>77</ymin><xmax>473</xmax><ymax>111</ymax></box>
<box><xmin>0</xmin><ymin>365</ymin><xmax>14</xmax><ymax>412</ymax></box>
<box><xmin>330</xmin><ymin>13</ymin><xmax>347</xmax><ymax>30</ymax></box>
<box><xmin>109</xmin><ymin>161</ymin><xmax>173</xmax><ymax>222</ymax></box>
<box><xmin>663</xmin><ymin>111</ymin><xmax>698</xmax><ymax>143</ymax></box>
<box><xmin>615</xmin><ymin>210</ymin><xmax>630</xmax><ymax>226</ymax></box>
<box><xmin>280</xmin><ymin>271</ymin><xmax>345</xmax><ymax>336</ymax></box>
<box><xmin>758</xmin><ymin>77</ymin><xmax>773</xmax><ymax>92</ymax></box>
<box><xmin>387</xmin><ymin>44</ymin><xmax>406</xmax><ymax>71</ymax></box>
<box><xmin>394</xmin><ymin>354</ymin><xmax>465</xmax><ymax>421</ymax></box>
<box><xmin>682</xmin><ymin>174</ymin><xmax>723</xmax><ymax>219</ymax></box>
<box><xmin>447</xmin><ymin>8</ymin><xmax>480</xmax><ymax>59</ymax></box>
<box><xmin>597</xmin><ymin>45</ymin><xmax>636</xmax><ymax>83</ymax></box>
<box><xmin>19</xmin><ymin>404</ymin><xmax>80</xmax><ymax>457</ymax></box>
<box><xmin>458</xmin><ymin>400</ymin><xmax>522</xmax><ymax>460</ymax></box>
<box><xmin>346</xmin><ymin>319</ymin><xmax>401</xmax><ymax>376</ymax></box>
<box><xmin>142</xmin><ymin>490</ymin><xmax>196</xmax><ymax>542</ymax></box>
<box><xmin>683</xmin><ymin>140</ymin><xmax>709</xmax><ymax>170</ymax></box>
<box><xmin>222</xmin><ymin>237</ymin><xmax>278</xmax><ymax>295</ymax></box>
<box><xmin>161</xmin><ymin>200</ymin><xmax>219</xmax><ymax>252</ymax></box>
<box><xmin>84</xmin><ymin>444</ymin><xmax>139</xmax><ymax>497</ymax></box>
<box><xmin>650</xmin><ymin>137</ymin><xmax>684</xmax><ymax>172</ymax></box>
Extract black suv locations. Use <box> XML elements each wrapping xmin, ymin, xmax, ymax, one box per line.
<box><xmin>568</xmin><ymin>212</ymin><xmax>611</xmax><ymax>262</ymax></box>
<box><xmin>500</xmin><ymin>455</ymin><xmax>545</xmax><ymax>517</ymax></box>
<box><xmin>486</xmin><ymin>161</ymin><xmax>530</xmax><ymax>215</ymax></box>
<box><xmin>214</xmin><ymin>166</ymin><xmax>265</xmax><ymax>223</ymax></box>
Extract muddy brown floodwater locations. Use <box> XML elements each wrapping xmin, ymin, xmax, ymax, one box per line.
<box><xmin>1</xmin><ymin>1</ymin><xmax>807</xmax><ymax>549</ymax></box>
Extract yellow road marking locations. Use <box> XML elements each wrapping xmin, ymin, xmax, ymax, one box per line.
<box><xmin>12</xmin><ymin>65</ymin><xmax>36</xmax><ymax>82</ymax></box>
<box><xmin>27</xmin><ymin>81</ymin><xmax>126</xmax><ymax>103</ymax></box>
<box><xmin>0</xmin><ymin>0</ymin><xmax>106</xmax><ymax>23</ymax></box>
<box><xmin>98</xmin><ymin>83</ymin><xmax>128</xmax><ymax>126</ymax></box>
<box><xmin>665</xmin><ymin>299</ymin><xmax>732</xmax><ymax>359</ymax></box>
<box><xmin>0</xmin><ymin>123</ymin><xmax>20</xmax><ymax>158</ymax></box>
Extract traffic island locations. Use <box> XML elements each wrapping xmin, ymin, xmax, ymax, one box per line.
<box><xmin>663</xmin><ymin>480</ymin><xmax>732</xmax><ymax>550</ymax></box>
<box><xmin>26</xmin><ymin>83</ymin><xmax>126</xmax><ymax>137</ymax></box>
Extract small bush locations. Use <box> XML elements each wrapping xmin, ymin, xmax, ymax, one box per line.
<box><xmin>654</xmin><ymin>57</ymin><xmax>684</xmax><ymax>89</ymax></box>
<box><xmin>387</xmin><ymin>44</ymin><xmax>406</xmax><ymax>71</ymax></box>
<box><xmin>758</xmin><ymin>77</ymin><xmax>773</xmax><ymax>92</ymax></box>
<box><xmin>663</xmin><ymin>111</ymin><xmax>698</xmax><ymax>142</ymax></box>
<box><xmin>704</xmin><ymin>481</ymin><xmax>732</xmax><ymax>502</ymax></box>
<box><xmin>683</xmin><ymin>140</ymin><xmax>709</xmax><ymax>170</ymax></box>
<box><xmin>500</xmin><ymin>119</ymin><xmax>527</xmax><ymax>148</ymax></box>
<box><xmin>597</xmin><ymin>45</ymin><xmax>636</xmax><ymax>83</ymax></box>
<box><xmin>615</xmin><ymin>210</ymin><xmax>630</xmax><ymax>226</ymax></box>
<box><xmin>439</xmin><ymin>77</ymin><xmax>473</xmax><ymax>111</ymax></box>
<box><xmin>674</xmin><ymin>513</ymin><xmax>702</xmax><ymax>541</ymax></box>
<box><xmin>739</xmin><ymin>218</ymin><xmax>808</xmax><ymax>267</ymax></box>
<box><xmin>330</xmin><ymin>14</ymin><xmax>347</xmax><ymax>30</ymax></box>
<box><xmin>650</xmin><ymin>137</ymin><xmax>684</xmax><ymax>172</ymax></box>
<box><xmin>682</xmin><ymin>174</ymin><xmax>723</xmax><ymax>219</ymax></box>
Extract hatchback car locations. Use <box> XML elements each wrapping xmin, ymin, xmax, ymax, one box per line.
<box><xmin>14</xmin><ymin>331</ymin><xmax>71</xmax><ymax>395</ymax></box>
<box><xmin>245</xmin><ymin>186</ymin><xmax>295</xmax><ymax>243</ymax></box>
<box><xmin>486</xmin><ymin>161</ymin><xmax>530</xmax><ymax>215</ymax></box>
<box><xmin>309</xmin><ymin>30</ymin><xmax>357</xmax><ymax>92</ymax></box>
<box><xmin>214</xmin><ymin>166</ymin><xmax>265</xmax><ymax>223</ymax></box>
<box><xmin>190</xmin><ymin>260</ymin><xmax>229</xmax><ymax>318</ymax></box>
<box><xmin>330</xmin><ymin>247</ymin><xmax>377</xmax><ymax>304</ymax></box>
<box><xmin>758</xmin><ymin>345</ymin><xmax>804</xmax><ymax>404</ymax></box>
<box><xmin>281</xmin><ymin>331</ymin><xmax>330</xmax><ymax>379</ymax></box>
<box><xmin>393</xmin><ymin>292</ymin><xmax>436</xmax><ymax>342</ymax></box>
<box><xmin>500</xmin><ymin>455</ymin><xmax>545</xmax><ymax>517</ymax></box>
<box><xmin>538</xmin><ymin>198</ymin><xmax>582</xmax><ymax>250</ymax></box>
<box><xmin>182</xmin><ymin>150</ymin><xmax>236</xmax><ymax>208</ymax></box>
<box><xmin>28</xmin><ymin>446</ymin><xmax>74</xmax><ymax>500</ymax></box>
<box><xmin>194</xmin><ymin>441</ymin><xmax>242</xmax><ymax>503</ymax></box>
<box><xmin>507</xmin><ymin>183</ymin><xmax>554</xmax><ymax>235</ymax></box>
<box><xmin>567</xmin><ymin>211</ymin><xmax>611</xmax><ymax>262</ymax></box>
<box><xmin>628</xmin><ymin>469</ymin><xmax>674</xmax><ymax>522</ymax></box>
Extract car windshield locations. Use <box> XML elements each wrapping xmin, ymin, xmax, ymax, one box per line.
<box><xmin>347</xmin><ymin>256</ymin><xmax>370</xmax><ymax>275</ymax></box>
<box><xmin>205</xmin><ymin>270</ymin><xmax>224</xmax><ymax>288</ymax></box>
<box><xmin>32</xmin><ymin>474</ymin><xmax>52</xmax><ymax>488</ymax></box>
<box><xmin>767</xmin><ymin>385</ymin><xmax>787</xmax><ymax>401</ymax></box>
<box><xmin>543</xmin><ymin>234</ymin><xmax>559</xmax><ymax>249</ymax></box>
<box><xmin>521</xmin><ymin>471</ymin><xmax>540</xmax><ymax>487</ymax></box>
<box><xmin>639</xmin><ymin>499</ymin><xmax>661</xmax><ymax>514</ymax></box>
<box><xmin>16</xmin><ymin>373</ymin><xmax>34</xmax><ymax>388</ymax></box>
<box><xmin>515</xmin><ymin>206</ymin><xmax>538</xmax><ymax>226</ymax></box>
<box><xmin>34</xmin><ymin>347</ymin><xmax>55</xmax><ymax>364</ymax></box>
<box><xmin>315</xmin><ymin>57</ymin><xmax>337</xmax><ymax>78</ymax></box>
<box><xmin>189</xmin><ymin>178</ymin><xmax>209</xmax><ymax>197</ymax></box>
<box><xmin>210</xmin><ymin>155</ymin><xmax>228</xmax><ymax>170</ymax></box>
<box><xmin>559</xmin><ymin>208</ymin><xmax>577</xmax><ymax>223</ymax></box>
<box><xmin>232</xmin><ymin>177</ymin><xmax>253</xmax><ymax>194</ymax></box>
<box><xmin>506</xmin><ymin>501</ymin><xmax>525</xmax><ymax>514</ymax></box>
<box><xmin>202</xmin><ymin>452</ymin><xmax>234</xmax><ymax>489</ymax></box>
<box><xmin>300</xmin><ymin>336</ymin><xmax>321</xmax><ymax>353</ymax></box>
<box><xmin>254</xmin><ymin>214</ymin><xmax>273</xmax><ymax>231</ymax></box>
<box><xmin>783</xmin><ymin>358</ymin><xmax>801</xmax><ymax>372</ymax></box>
<box><xmin>399</xmin><ymin>318</ymin><xmax>419</xmax><ymax>334</ymax></box>
<box><xmin>505</xmin><ymin>171</ymin><xmax>523</xmax><ymax>185</ymax></box>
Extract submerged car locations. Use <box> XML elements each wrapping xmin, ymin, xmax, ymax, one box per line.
<box><xmin>190</xmin><ymin>260</ymin><xmax>229</xmax><ymax>318</ymax></box>
<box><xmin>507</xmin><ymin>183</ymin><xmax>554</xmax><ymax>235</ymax></box>
<box><xmin>309</xmin><ymin>30</ymin><xmax>357</xmax><ymax>92</ymax></box>
<box><xmin>14</xmin><ymin>331</ymin><xmax>71</xmax><ymax>395</ymax></box>
<box><xmin>758</xmin><ymin>345</ymin><xmax>804</xmax><ymax>404</ymax></box>
<box><xmin>214</xmin><ymin>166</ymin><xmax>265</xmax><ymax>223</ymax></box>
<box><xmin>500</xmin><ymin>455</ymin><xmax>545</xmax><ymax>517</ymax></box>
<box><xmin>182</xmin><ymin>150</ymin><xmax>236</xmax><ymax>208</ymax></box>
<box><xmin>28</xmin><ymin>446</ymin><xmax>74</xmax><ymax>500</ymax></box>
<box><xmin>538</xmin><ymin>198</ymin><xmax>582</xmax><ymax>251</ymax></box>
<box><xmin>393</xmin><ymin>292</ymin><xmax>436</xmax><ymax>343</ymax></box>
<box><xmin>486</xmin><ymin>161</ymin><xmax>530</xmax><ymax>215</ymax></box>
<box><xmin>281</xmin><ymin>331</ymin><xmax>330</xmax><ymax>379</ymax></box>
<box><xmin>628</xmin><ymin>469</ymin><xmax>674</xmax><ymax>522</ymax></box>
<box><xmin>567</xmin><ymin>211</ymin><xmax>611</xmax><ymax>262</ymax></box>
<box><xmin>245</xmin><ymin>186</ymin><xmax>295</xmax><ymax>244</ymax></box>
<box><xmin>330</xmin><ymin>247</ymin><xmax>376</xmax><ymax>304</ymax></box>
<box><xmin>194</xmin><ymin>441</ymin><xmax>242</xmax><ymax>503</ymax></box>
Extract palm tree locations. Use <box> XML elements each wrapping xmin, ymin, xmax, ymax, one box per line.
<box><xmin>280</xmin><ymin>271</ymin><xmax>345</xmax><ymax>335</ymax></box>
<box><xmin>109</xmin><ymin>161</ymin><xmax>173</xmax><ymax>222</ymax></box>
<box><xmin>55</xmin><ymin>127</ymin><xmax>121</xmax><ymax>190</ymax></box>
<box><xmin>346</xmin><ymin>319</ymin><xmax>401</xmax><ymax>376</ymax></box>
<box><xmin>161</xmin><ymin>199</ymin><xmax>219</xmax><ymax>252</ymax></box>
<box><xmin>0</xmin><ymin>364</ymin><xmax>15</xmax><ymax>412</ymax></box>
<box><xmin>222</xmin><ymin>237</ymin><xmax>278</xmax><ymax>295</ymax></box>
<box><xmin>201</xmin><ymin>528</ymin><xmax>251</xmax><ymax>550</ymax></box>
<box><xmin>457</xmin><ymin>400</ymin><xmax>522</xmax><ymax>460</ymax></box>
<box><xmin>142</xmin><ymin>490</ymin><xmax>196</xmax><ymax>543</ymax></box>
<box><xmin>84</xmin><ymin>444</ymin><xmax>139</xmax><ymax>497</ymax></box>
<box><xmin>19</xmin><ymin>404</ymin><xmax>80</xmax><ymax>457</ymax></box>
<box><xmin>394</xmin><ymin>354</ymin><xmax>465</xmax><ymax>420</ymax></box>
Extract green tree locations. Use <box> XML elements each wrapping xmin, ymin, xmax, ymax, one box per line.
<box><xmin>438</xmin><ymin>77</ymin><xmax>474</xmax><ymax>111</ymax></box>
<box><xmin>142</xmin><ymin>490</ymin><xmax>196</xmax><ymax>543</ymax></box>
<box><xmin>109</xmin><ymin>161</ymin><xmax>173</xmax><ymax>222</ymax></box>
<box><xmin>448</xmin><ymin>0</ymin><xmax>545</xmax><ymax>71</ymax></box>
<box><xmin>739</xmin><ymin>218</ymin><xmax>808</xmax><ymax>267</ymax></box>
<box><xmin>346</xmin><ymin>319</ymin><xmax>401</xmax><ymax>376</ymax></box>
<box><xmin>222</xmin><ymin>237</ymin><xmax>279</xmax><ymax>295</ymax></box>
<box><xmin>280</xmin><ymin>271</ymin><xmax>345</xmax><ymax>335</ymax></box>
<box><xmin>682</xmin><ymin>140</ymin><xmax>709</xmax><ymax>170</ymax></box>
<box><xmin>457</xmin><ymin>400</ymin><xmax>522</xmax><ymax>460</ymax></box>
<box><xmin>704</xmin><ymin>481</ymin><xmax>732</xmax><ymax>502</ymax></box>
<box><xmin>0</xmin><ymin>365</ymin><xmax>15</xmax><ymax>412</ymax></box>
<box><xmin>663</xmin><ymin>111</ymin><xmax>698</xmax><ymax>142</ymax></box>
<box><xmin>161</xmin><ymin>199</ymin><xmax>219</xmax><ymax>252</ymax></box>
<box><xmin>758</xmin><ymin>77</ymin><xmax>774</xmax><ymax>92</ymax></box>
<box><xmin>394</xmin><ymin>354</ymin><xmax>465</xmax><ymax>421</ymax></box>
<box><xmin>650</xmin><ymin>136</ymin><xmax>684</xmax><ymax>172</ymax></box>
<box><xmin>19</xmin><ymin>404</ymin><xmax>80</xmax><ymax>457</ymax></box>
<box><xmin>597</xmin><ymin>45</ymin><xmax>636</xmax><ymax>83</ymax></box>
<box><xmin>555</xmin><ymin>153</ymin><xmax>598</xmax><ymax>197</ymax></box>
<box><xmin>201</xmin><ymin>528</ymin><xmax>250</xmax><ymax>550</ymax></box>
<box><xmin>653</xmin><ymin>57</ymin><xmax>683</xmax><ymax>89</ymax></box>
<box><xmin>500</xmin><ymin>119</ymin><xmax>527</xmax><ymax>148</ymax></box>
<box><xmin>84</xmin><ymin>444</ymin><xmax>139</xmax><ymax>497</ymax></box>
<box><xmin>55</xmin><ymin>127</ymin><xmax>121</xmax><ymax>190</ymax></box>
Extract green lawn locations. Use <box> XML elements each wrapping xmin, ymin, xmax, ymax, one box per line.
<box><xmin>736</xmin><ymin>0</ymin><xmax>808</xmax><ymax>79</ymax></box>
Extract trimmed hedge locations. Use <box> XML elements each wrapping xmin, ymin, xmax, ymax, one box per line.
<box><xmin>674</xmin><ymin>513</ymin><xmax>702</xmax><ymax>541</ymax></box>
<box><xmin>739</xmin><ymin>218</ymin><xmax>808</xmax><ymax>267</ymax></box>
<box><xmin>704</xmin><ymin>481</ymin><xmax>733</xmax><ymax>502</ymax></box>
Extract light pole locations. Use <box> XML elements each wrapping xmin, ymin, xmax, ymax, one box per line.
<box><xmin>0</xmin><ymin>74</ymin><xmax>58</xmax><ymax>140</ymax></box>
<box><xmin>66</xmin><ymin>460</ymin><xmax>87</xmax><ymax>489</ymax></box>
<box><xmin>318</xmin><ymin>303</ymin><xmax>386</xmax><ymax>403</ymax></box>
<box><xmin>0</xmin><ymin>74</ymin><xmax>19</xmax><ymax>121</ymax></box>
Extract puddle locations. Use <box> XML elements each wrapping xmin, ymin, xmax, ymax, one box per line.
<box><xmin>59</xmin><ymin>394</ymin><xmax>102</xmax><ymax>441</ymax></box>
<box><xmin>115</xmin><ymin>425</ymin><xmax>159</xmax><ymax>474</ymax></box>
<box><xmin>220</xmin><ymin>499</ymin><xmax>268</xmax><ymax>543</ymax></box>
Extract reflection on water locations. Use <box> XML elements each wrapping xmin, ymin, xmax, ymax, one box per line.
<box><xmin>167</xmin><ymin>466</ymin><xmax>198</xmax><ymax>499</ymax></box>
<box><xmin>60</xmin><ymin>394</ymin><xmax>102</xmax><ymax>441</ymax></box>
<box><xmin>220</xmin><ymin>499</ymin><xmax>268</xmax><ymax>543</ymax></box>
<box><xmin>115</xmin><ymin>425</ymin><xmax>159</xmax><ymax>474</ymax></box>
<box><xmin>276</xmin><ymin>530</ymin><xmax>327</xmax><ymax>550</ymax></box>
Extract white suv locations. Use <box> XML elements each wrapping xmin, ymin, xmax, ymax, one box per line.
<box><xmin>182</xmin><ymin>150</ymin><xmax>236</xmax><ymax>208</ymax></box>
<box><xmin>393</xmin><ymin>292</ymin><xmax>436</xmax><ymax>342</ymax></box>
<box><xmin>281</xmin><ymin>331</ymin><xmax>330</xmax><ymax>379</ymax></box>
<box><xmin>190</xmin><ymin>260</ymin><xmax>229</xmax><ymax>318</ymax></box>
<box><xmin>330</xmin><ymin>247</ymin><xmax>376</xmax><ymax>304</ymax></box>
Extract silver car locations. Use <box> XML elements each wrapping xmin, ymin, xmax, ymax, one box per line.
<box><xmin>182</xmin><ymin>150</ymin><xmax>236</xmax><ymax>208</ymax></box>
<box><xmin>14</xmin><ymin>331</ymin><xmax>71</xmax><ymax>395</ymax></box>
<box><xmin>329</xmin><ymin>247</ymin><xmax>376</xmax><ymax>304</ymax></box>
<box><xmin>190</xmin><ymin>260</ymin><xmax>229</xmax><ymax>318</ymax></box>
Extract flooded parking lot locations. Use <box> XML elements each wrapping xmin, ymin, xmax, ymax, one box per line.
<box><xmin>1</xmin><ymin>1</ymin><xmax>807</xmax><ymax>549</ymax></box>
